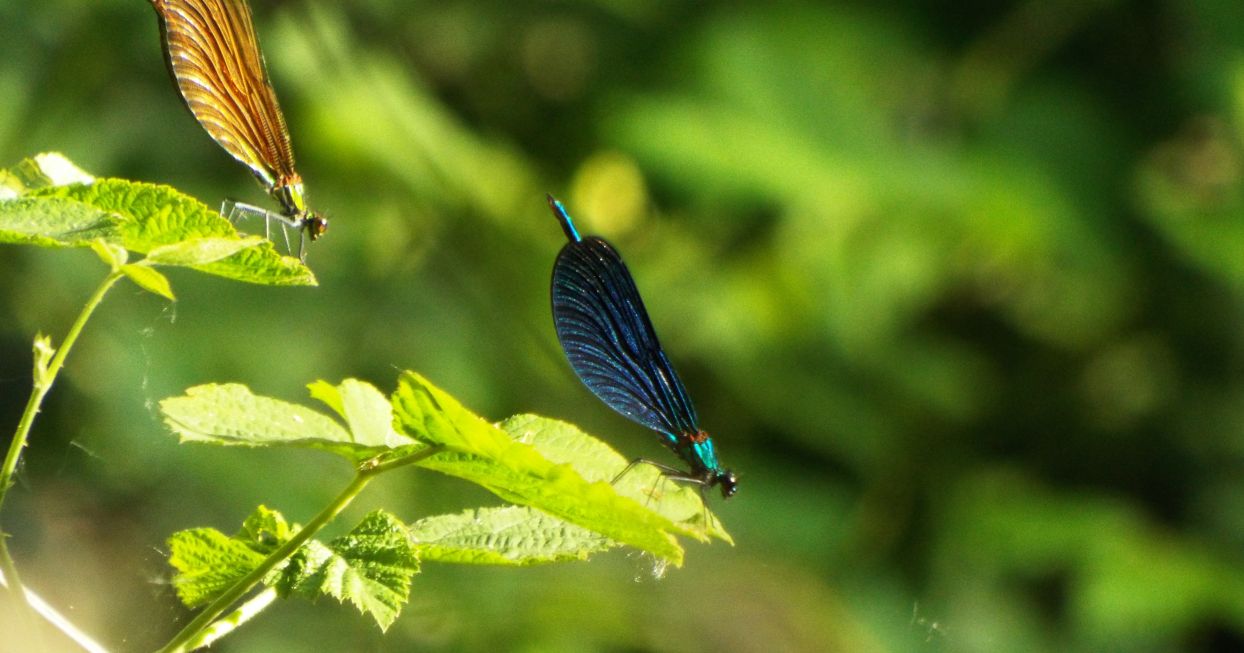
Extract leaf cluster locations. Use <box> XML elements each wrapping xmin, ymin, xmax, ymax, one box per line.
<box><xmin>161</xmin><ymin>374</ymin><xmax>731</xmax><ymax>630</ymax></box>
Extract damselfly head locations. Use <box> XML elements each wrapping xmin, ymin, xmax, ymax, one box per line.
<box><xmin>713</xmin><ymin>469</ymin><xmax>738</xmax><ymax>499</ymax></box>
<box><xmin>305</xmin><ymin>213</ymin><xmax>328</xmax><ymax>240</ymax></box>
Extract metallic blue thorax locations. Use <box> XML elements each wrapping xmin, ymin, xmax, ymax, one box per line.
<box><xmin>664</xmin><ymin>432</ymin><xmax>721</xmax><ymax>475</ymax></box>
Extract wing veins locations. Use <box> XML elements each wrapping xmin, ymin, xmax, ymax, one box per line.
<box><xmin>553</xmin><ymin>238</ymin><xmax>699</xmax><ymax>437</ymax></box>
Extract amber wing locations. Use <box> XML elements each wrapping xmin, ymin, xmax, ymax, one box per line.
<box><xmin>151</xmin><ymin>0</ymin><xmax>297</xmax><ymax>189</ymax></box>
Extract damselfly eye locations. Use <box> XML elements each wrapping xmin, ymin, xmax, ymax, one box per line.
<box><xmin>306</xmin><ymin>215</ymin><xmax>329</xmax><ymax>240</ymax></box>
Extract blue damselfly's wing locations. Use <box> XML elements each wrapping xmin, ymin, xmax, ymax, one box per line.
<box><xmin>552</xmin><ymin>237</ymin><xmax>700</xmax><ymax>438</ymax></box>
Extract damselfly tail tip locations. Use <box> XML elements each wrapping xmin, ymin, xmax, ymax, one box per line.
<box><xmin>546</xmin><ymin>194</ymin><xmax>581</xmax><ymax>242</ymax></box>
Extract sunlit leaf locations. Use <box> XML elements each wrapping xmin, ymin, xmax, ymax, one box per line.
<box><xmin>160</xmin><ymin>383</ymin><xmax>420</xmax><ymax>463</ymax></box>
<box><xmin>308</xmin><ymin>378</ymin><xmax>411</xmax><ymax>449</ymax></box>
<box><xmin>145</xmin><ymin>236</ymin><xmax>266</xmax><ymax>266</ymax></box>
<box><xmin>28</xmin><ymin>179</ymin><xmax>315</xmax><ymax>286</ymax></box>
<box><xmin>168</xmin><ymin>529</ymin><xmax>268</xmax><ymax>608</ymax></box>
<box><xmin>409</xmin><ymin>506</ymin><xmax>615</xmax><ymax>565</ymax></box>
<box><xmin>121</xmin><ymin>263</ymin><xmax>175</xmax><ymax>300</ymax></box>
<box><xmin>0</xmin><ymin>196</ymin><xmax>119</xmax><ymax>247</ymax></box>
<box><xmin>0</xmin><ymin>152</ymin><xmax>95</xmax><ymax>197</ymax></box>
<box><xmin>501</xmin><ymin>414</ymin><xmax>732</xmax><ymax>543</ymax></box>
<box><xmin>272</xmin><ymin>511</ymin><xmax>419</xmax><ymax>631</ymax></box>
<box><xmin>391</xmin><ymin>371</ymin><xmax>688</xmax><ymax>564</ymax></box>
<box><xmin>167</xmin><ymin>506</ymin><xmax>294</xmax><ymax>608</ymax></box>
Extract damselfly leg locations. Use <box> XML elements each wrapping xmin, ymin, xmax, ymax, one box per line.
<box><xmin>220</xmin><ymin>199</ymin><xmax>304</xmax><ymax>259</ymax></box>
<box><xmin>610</xmin><ymin>458</ymin><xmax>717</xmax><ymax>530</ymax></box>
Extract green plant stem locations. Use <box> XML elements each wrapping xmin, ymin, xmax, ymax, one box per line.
<box><xmin>156</xmin><ymin>446</ymin><xmax>443</xmax><ymax>653</ymax></box>
<box><xmin>183</xmin><ymin>587</ymin><xmax>277</xmax><ymax>651</ymax></box>
<box><xmin>0</xmin><ymin>270</ymin><xmax>123</xmax><ymax>619</ymax></box>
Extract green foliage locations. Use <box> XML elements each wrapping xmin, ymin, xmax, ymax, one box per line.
<box><xmin>0</xmin><ymin>196</ymin><xmax>117</xmax><ymax>247</ymax></box>
<box><xmin>168</xmin><ymin>509</ymin><xmax>279</xmax><ymax>608</ymax></box>
<box><xmin>498</xmin><ymin>414</ymin><xmax>732</xmax><ymax>544</ymax></box>
<box><xmin>272</xmin><ymin>511</ymin><xmax>418</xmax><ymax>632</ymax></box>
<box><xmin>160</xmin><ymin>382</ymin><xmax>413</xmax><ymax>462</ymax></box>
<box><xmin>408</xmin><ymin>506</ymin><xmax>614</xmax><ymax>565</ymax></box>
<box><xmin>158</xmin><ymin>374</ymin><xmax>731</xmax><ymax>634</ymax></box>
<box><xmin>17</xmin><ymin>1</ymin><xmax>1244</xmax><ymax>650</ymax></box>
<box><xmin>307</xmin><ymin>378</ymin><xmax>412</xmax><ymax>451</ymax></box>
<box><xmin>0</xmin><ymin>153</ymin><xmax>315</xmax><ymax>287</ymax></box>
<box><xmin>168</xmin><ymin>506</ymin><xmax>419</xmax><ymax>631</ymax></box>
<box><xmin>162</xmin><ymin>376</ymin><xmax>727</xmax><ymax>562</ymax></box>
<box><xmin>393</xmin><ymin>371</ymin><xmax>729</xmax><ymax>563</ymax></box>
<box><xmin>0</xmin><ymin>152</ymin><xmax>95</xmax><ymax>197</ymax></box>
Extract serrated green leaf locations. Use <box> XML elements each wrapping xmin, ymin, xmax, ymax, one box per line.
<box><xmin>121</xmin><ymin>263</ymin><xmax>175</xmax><ymax>300</ymax></box>
<box><xmin>0</xmin><ymin>196</ymin><xmax>120</xmax><ymax>247</ymax></box>
<box><xmin>392</xmin><ymin>371</ymin><xmax>686</xmax><ymax>564</ymax></box>
<box><xmin>168</xmin><ymin>528</ymin><xmax>268</xmax><ymax>608</ymax></box>
<box><xmin>501</xmin><ymin>414</ymin><xmax>732</xmax><ymax>544</ymax></box>
<box><xmin>410</xmin><ymin>506</ymin><xmax>615</xmax><ymax>565</ymax></box>
<box><xmin>238</xmin><ymin>505</ymin><xmax>295</xmax><ymax>552</ymax></box>
<box><xmin>30</xmin><ymin>179</ymin><xmax>315</xmax><ymax>286</ymax></box>
<box><xmin>167</xmin><ymin>506</ymin><xmax>294</xmax><ymax>608</ymax></box>
<box><xmin>1</xmin><ymin>153</ymin><xmax>314</xmax><ymax>285</ymax></box>
<box><xmin>273</xmin><ymin>511</ymin><xmax>418</xmax><ymax>631</ymax></box>
<box><xmin>145</xmin><ymin>235</ymin><xmax>266</xmax><ymax>266</ymax></box>
<box><xmin>160</xmin><ymin>383</ymin><xmax>350</xmax><ymax>451</ymax></box>
<box><xmin>159</xmin><ymin>383</ymin><xmax>417</xmax><ymax>462</ymax></box>
<box><xmin>193</xmin><ymin>241</ymin><xmax>317</xmax><ymax>286</ymax></box>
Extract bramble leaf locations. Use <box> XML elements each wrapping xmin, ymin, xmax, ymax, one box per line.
<box><xmin>1</xmin><ymin>153</ymin><xmax>315</xmax><ymax>285</ymax></box>
<box><xmin>0</xmin><ymin>152</ymin><xmax>95</xmax><ymax>197</ymax></box>
<box><xmin>272</xmin><ymin>511</ymin><xmax>418</xmax><ymax>631</ymax></box>
<box><xmin>308</xmin><ymin>378</ymin><xmax>410</xmax><ymax>449</ymax></box>
<box><xmin>409</xmin><ymin>506</ymin><xmax>615</xmax><ymax>565</ymax></box>
<box><xmin>166</xmin><ymin>506</ymin><xmax>295</xmax><ymax>608</ymax></box>
<box><xmin>391</xmin><ymin>371</ymin><xmax>688</xmax><ymax>564</ymax></box>
<box><xmin>145</xmin><ymin>236</ymin><xmax>267</xmax><ymax>266</ymax></box>
<box><xmin>501</xmin><ymin>414</ymin><xmax>732</xmax><ymax>544</ymax></box>
<box><xmin>239</xmin><ymin>505</ymin><xmax>296</xmax><ymax>551</ymax></box>
<box><xmin>160</xmin><ymin>382</ymin><xmax>420</xmax><ymax>463</ymax></box>
<box><xmin>31</xmin><ymin>179</ymin><xmax>314</xmax><ymax>286</ymax></box>
<box><xmin>161</xmin><ymin>384</ymin><xmax>352</xmax><ymax>452</ymax></box>
<box><xmin>0</xmin><ymin>197</ymin><xmax>118</xmax><ymax>247</ymax></box>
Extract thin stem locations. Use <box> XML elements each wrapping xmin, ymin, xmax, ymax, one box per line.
<box><xmin>156</xmin><ymin>474</ymin><xmax>369</xmax><ymax>653</ymax></box>
<box><xmin>0</xmin><ymin>271</ymin><xmax>123</xmax><ymax>619</ymax></box>
<box><xmin>156</xmin><ymin>445</ymin><xmax>443</xmax><ymax>653</ymax></box>
<box><xmin>182</xmin><ymin>587</ymin><xmax>277</xmax><ymax>651</ymax></box>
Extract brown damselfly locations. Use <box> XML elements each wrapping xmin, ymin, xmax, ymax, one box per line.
<box><xmin>150</xmin><ymin>0</ymin><xmax>326</xmax><ymax>258</ymax></box>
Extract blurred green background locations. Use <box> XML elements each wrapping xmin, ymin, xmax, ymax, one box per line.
<box><xmin>4</xmin><ymin>0</ymin><xmax>1244</xmax><ymax>651</ymax></box>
